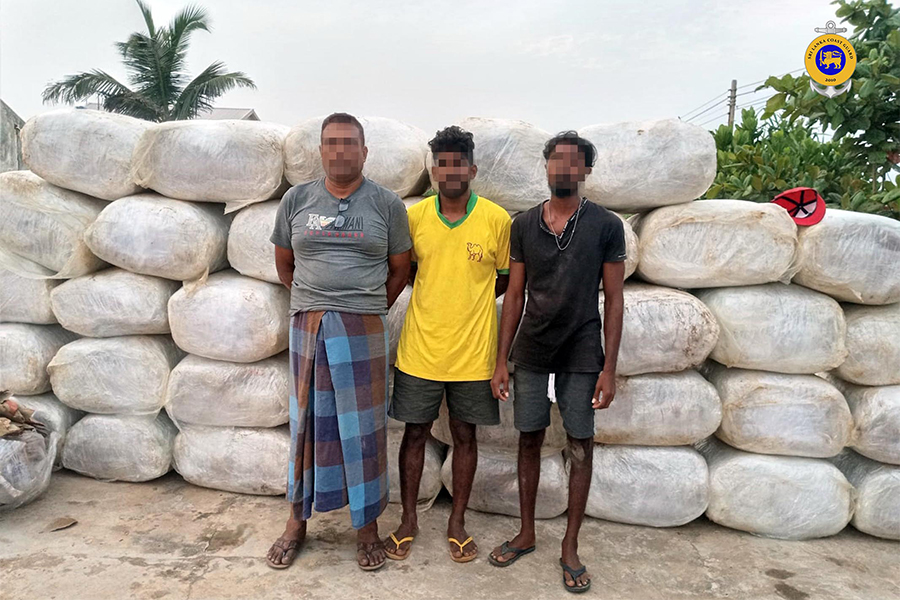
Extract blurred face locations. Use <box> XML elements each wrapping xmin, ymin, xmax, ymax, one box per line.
<box><xmin>546</xmin><ymin>142</ymin><xmax>591</xmax><ymax>197</ymax></box>
<box><xmin>320</xmin><ymin>122</ymin><xmax>367</xmax><ymax>183</ymax></box>
<box><xmin>432</xmin><ymin>151</ymin><xmax>477</xmax><ymax>199</ymax></box>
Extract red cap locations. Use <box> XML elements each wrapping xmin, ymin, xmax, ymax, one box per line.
<box><xmin>772</xmin><ymin>187</ymin><xmax>826</xmax><ymax>226</ymax></box>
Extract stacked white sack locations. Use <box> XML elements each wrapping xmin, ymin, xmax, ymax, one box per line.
<box><xmin>834</xmin><ymin>303</ymin><xmax>900</xmax><ymax>386</ymax></box>
<box><xmin>0</xmin><ymin>324</ymin><xmax>78</xmax><ymax>395</ymax></box>
<box><xmin>227</xmin><ymin>200</ymin><xmax>281</xmax><ymax>284</ymax></box>
<box><xmin>0</xmin><ymin>170</ymin><xmax>107</xmax><ymax>279</ymax></box>
<box><xmin>131</xmin><ymin>120</ymin><xmax>290</xmax><ymax>212</ymax></box>
<box><xmin>12</xmin><ymin>393</ymin><xmax>83</xmax><ymax>468</ymax></box>
<box><xmin>428</xmin><ymin>118</ymin><xmax>551</xmax><ymax>213</ymax></box>
<box><xmin>284</xmin><ymin>115</ymin><xmax>428</xmax><ymax>198</ymax></box>
<box><xmin>702</xmin><ymin>363</ymin><xmax>852</xmax><ymax>458</ymax></box>
<box><xmin>579</xmin><ymin>119</ymin><xmax>716</xmax><ymax>213</ymax></box>
<box><xmin>50</xmin><ymin>269</ymin><xmax>180</xmax><ymax>337</ymax></box>
<box><xmin>696</xmin><ymin>436</ymin><xmax>854</xmax><ymax>540</ymax></box>
<box><xmin>793</xmin><ymin>209</ymin><xmax>900</xmax><ymax>305</ymax></box>
<box><xmin>168</xmin><ymin>270</ymin><xmax>289</xmax><ymax>363</ymax></box>
<box><xmin>84</xmin><ymin>194</ymin><xmax>230</xmax><ymax>282</ymax></box>
<box><xmin>20</xmin><ymin>109</ymin><xmax>149</xmax><ymax>200</ymax></box>
<box><xmin>586</xmin><ymin>445</ymin><xmax>709</xmax><ymax>527</ymax></box>
<box><xmin>442</xmin><ymin>446</ymin><xmax>568</xmax><ymax>519</ymax></box>
<box><xmin>829</xmin><ymin>449</ymin><xmax>900</xmax><ymax>540</ymax></box>
<box><xmin>631</xmin><ymin>200</ymin><xmax>800</xmax><ymax>288</ymax></box>
<box><xmin>62</xmin><ymin>412</ymin><xmax>177</xmax><ymax>482</ymax></box>
<box><xmin>173</xmin><ymin>425</ymin><xmax>290</xmax><ymax>495</ymax></box>
<box><xmin>825</xmin><ymin>376</ymin><xmax>900</xmax><ymax>466</ymax></box>
<box><xmin>696</xmin><ymin>283</ymin><xmax>847</xmax><ymax>374</ymax></box>
<box><xmin>0</xmin><ymin>269</ymin><xmax>59</xmax><ymax>324</ymax></box>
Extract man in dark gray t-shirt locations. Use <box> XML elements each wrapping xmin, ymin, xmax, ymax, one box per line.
<box><xmin>266</xmin><ymin>113</ymin><xmax>411</xmax><ymax>574</ymax></box>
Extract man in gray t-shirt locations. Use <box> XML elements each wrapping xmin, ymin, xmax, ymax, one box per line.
<box><xmin>266</xmin><ymin>113</ymin><xmax>411</xmax><ymax>574</ymax></box>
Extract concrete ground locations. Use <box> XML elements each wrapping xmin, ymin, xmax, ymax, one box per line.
<box><xmin>1</xmin><ymin>471</ymin><xmax>898</xmax><ymax>600</ymax></box>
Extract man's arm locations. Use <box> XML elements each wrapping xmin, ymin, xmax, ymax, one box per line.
<box><xmin>594</xmin><ymin>261</ymin><xmax>625</xmax><ymax>409</ymax></box>
<box><xmin>495</xmin><ymin>273</ymin><xmax>509</xmax><ymax>297</ymax></box>
<box><xmin>387</xmin><ymin>251</ymin><xmax>411</xmax><ymax>308</ymax></box>
<box><xmin>490</xmin><ymin>261</ymin><xmax>525</xmax><ymax>400</ymax></box>
<box><xmin>274</xmin><ymin>246</ymin><xmax>294</xmax><ymax>291</ymax></box>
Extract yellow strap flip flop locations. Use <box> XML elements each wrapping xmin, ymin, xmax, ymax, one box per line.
<box><xmin>385</xmin><ymin>532</ymin><xmax>415</xmax><ymax>561</ymax></box>
<box><xmin>448</xmin><ymin>536</ymin><xmax>478</xmax><ymax>563</ymax></box>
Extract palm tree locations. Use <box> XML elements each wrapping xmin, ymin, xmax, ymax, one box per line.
<box><xmin>42</xmin><ymin>0</ymin><xmax>256</xmax><ymax>121</ymax></box>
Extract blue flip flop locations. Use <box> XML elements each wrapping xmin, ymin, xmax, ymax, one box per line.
<box><xmin>488</xmin><ymin>541</ymin><xmax>536</xmax><ymax>567</ymax></box>
<box><xmin>560</xmin><ymin>558</ymin><xmax>592</xmax><ymax>593</ymax></box>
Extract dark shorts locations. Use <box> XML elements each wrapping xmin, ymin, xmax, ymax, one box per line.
<box><xmin>513</xmin><ymin>367</ymin><xmax>598</xmax><ymax>440</ymax></box>
<box><xmin>389</xmin><ymin>367</ymin><xmax>500</xmax><ymax>426</ymax></box>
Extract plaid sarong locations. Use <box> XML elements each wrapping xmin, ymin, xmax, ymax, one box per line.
<box><xmin>287</xmin><ymin>310</ymin><xmax>390</xmax><ymax>529</ymax></box>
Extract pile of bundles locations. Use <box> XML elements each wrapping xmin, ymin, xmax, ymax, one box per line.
<box><xmin>1</xmin><ymin>109</ymin><xmax>898</xmax><ymax>545</ymax></box>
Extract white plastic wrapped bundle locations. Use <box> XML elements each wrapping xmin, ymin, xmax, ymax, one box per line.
<box><xmin>427</xmin><ymin>118</ymin><xmax>550</xmax><ymax>213</ymax></box>
<box><xmin>62</xmin><ymin>412</ymin><xmax>176</xmax><ymax>482</ymax></box>
<box><xmin>165</xmin><ymin>353</ymin><xmax>289</xmax><ymax>428</ymax></box>
<box><xmin>227</xmin><ymin>200</ymin><xmax>280</xmax><ymax>284</ymax></box>
<box><xmin>284</xmin><ymin>115</ymin><xmax>428</xmax><ymax>198</ymax></box>
<box><xmin>829</xmin><ymin>449</ymin><xmax>900</xmax><ymax>540</ymax></box>
<box><xmin>173</xmin><ymin>425</ymin><xmax>289</xmax><ymax>495</ymax></box>
<box><xmin>402</xmin><ymin>196</ymin><xmax>426</xmax><ymax>210</ymax></box>
<box><xmin>0</xmin><ymin>324</ymin><xmax>78</xmax><ymax>395</ymax></box>
<box><xmin>0</xmin><ymin>170</ymin><xmax>107</xmax><ymax>279</ymax></box>
<box><xmin>0</xmin><ymin>431</ymin><xmax>57</xmax><ymax>511</ymax></box>
<box><xmin>14</xmin><ymin>393</ymin><xmax>84</xmax><ymax>467</ymax></box>
<box><xmin>632</xmin><ymin>200</ymin><xmax>800</xmax><ymax>288</ymax></box>
<box><xmin>387</xmin><ymin>285</ymin><xmax>412</xmax><ymax>365</ymax></box>
<box><xmin>387</xmin><ymin>429</ymin><xmax>444</xmax><ymax>507</ymax></box>
<box><xmin>50</xmin><ymin>269</ymin><xmax>180</xmax><ymax>337</ymax></box>
<box><xmin>441</xmin><ymin>447</ymin><xmax>568</xmax><ymax>519</ymax></box>
<box><xmin>619</xmin><ymin>213</ymin><xmax>640</xmax><ymax>281</ymax></box>
<box><xmin>48</xmin><ymin>336</ymin><xmax>182</xmax><ymax>415</ymax></box>
<box><xmin>131</xmin><ymin>120</ymin><xmax>290</xmax><ymax>212</ymax></box>
<box><xmin>827</xmin><ymin>377</ymin><xmax>900</xmax><ymax>465</ymax></box>
<box><xmin>432</xmin><ymin>380</ymin><xmax>567</xmax><ymax>455</ymax></box>
<box><xmin>703</xmin><ymin>363</ymin><xmax>852</xmax><ymax>458</ymax></box>
<box><xmin>0</xmin><ymin>269</ymin><xmax>59</xmax><ymax>324</ymax></box>
<box><xmin>578</xmin><ymin>119</ymin><xmax>716</xmax><ymax>213</ymax></box>
<box><xmin>586</xmin><ymin>445</ymin><xmax>709</xmax><ymax>527</ymax></box>
<box><xmin>20</xmin><ymin>109</ymin><xmax>149</xmax><ymax>200</ymax></box>
<box><xmin>696</xmin><ymin>436</ymin><xmax>854</xmax><ymax>540</ymax></box>
<box><xmin>696</xmin><ymin>284</ymin><xmax>848</xmax><ymax>374</ymax></box>
<box><xmin>593</xmin><ymin>371</ymin><xmax>721</xmax><ymax>446</ymax></box>
<box><xmin>835</xmin><ymin>303</ymin><xmax>900</xmax><ymax>386</ymax></box>
<box><xmin>599</xmin><ymin>283</ymin><xmax>718</xmax><ymax>376</ymax></box>
<box><xmin>793</xmin><ymin>209</ymin><xmax>900</xmax><ymax>305</ymax></box>
<box><xmin>84</xmin><ymin>194</ymin><xmax>230</xmax><ymax>282</ymax></box>
<box><xmin>168</xmin><ymin>270</ymin><xmax>289</xmax><ymax>363</ymax></box>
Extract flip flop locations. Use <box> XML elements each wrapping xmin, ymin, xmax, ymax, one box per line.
<box><xmin>266</xmin><ymin>538</ymin><xmax>301</xmax><ymax>569</ymax></box>
<box><xmin>487</xmin><ymin>541</ymin><xmax>536</xmax><ymax>568</ymax></box>
<box><xmin>448</xmin><ymin>536</ymin><xmax>477</xmax><ymax>563</ymax></box>
<box><xmin>357</xmin><ymin>541</ymin><xmax>387</xmax><ymax>572</ymax></box>
<box><xmin>560</xmin><ymin>558</ymin><xmax>592</xmax><ymax>594</ymax></box>
<box><xmin>385</xmin><ymin>532</ymin><xmax>415</xmax><ymax>561</ymax></box>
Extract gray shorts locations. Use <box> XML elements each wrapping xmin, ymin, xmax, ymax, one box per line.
<box><xmin>513</xmin><ymin>367</ymin><xmax>598</xmax><ymax>440</ymax></box>
<box><xmin>389</xmin><ymin>367</ymin><xmax>501</xmax><ymax>426</ymax></box>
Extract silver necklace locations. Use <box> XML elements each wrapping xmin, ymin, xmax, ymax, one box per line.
<box><xmin>546</xmin><ymin>198</ymin><xmax>584</xmax><ymax>252</ymax></box>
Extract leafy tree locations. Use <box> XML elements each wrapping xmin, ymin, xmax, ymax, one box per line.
<box><xmin>42</xmin><ymin>0</ymin><xmax>255</xmax><ymax>121</ymax></box>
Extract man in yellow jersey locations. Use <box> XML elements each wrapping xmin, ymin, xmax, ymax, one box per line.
<box><xmin>383</xmin><ymin>125</ymin><xmax>511</xmax><ymax>564</ymax></box>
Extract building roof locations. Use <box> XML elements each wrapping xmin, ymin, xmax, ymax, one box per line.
<box><xmin>197</xmin><ymin>107</ymin><xmax>260</xmax><ymax>121</ymax></box>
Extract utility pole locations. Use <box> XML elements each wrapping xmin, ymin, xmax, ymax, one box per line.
<box><xmin>727</xmin><ymin>79</ymin><xmax>737</xmax><ymax>128</ymax></box>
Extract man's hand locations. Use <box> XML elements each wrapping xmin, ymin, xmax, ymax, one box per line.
<box><xmin>491</xmin><ymin>364</ymin><xmax>511</xmax><ymax>401</ymax></box>
<box><xmin>593</xmin><ymin>371</ymin><xmax>616</xmax><ymax>409</ymax></box>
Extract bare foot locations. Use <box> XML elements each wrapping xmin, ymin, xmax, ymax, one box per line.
<box><xmin>489</xmin><ymin>530</ymin><xmax>535</xmax><ymax>565</ymax></box>
<box><xmin>266</xmin><ymin>518</ymin><xmax>306</xmax><ymax>568</ymax></box>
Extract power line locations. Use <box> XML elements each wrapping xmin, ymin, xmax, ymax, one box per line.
<box><xmin>679</xmin><ymin>90</ymin><xmax>730</xmax><ymax>121</ymax></box>
<box><xmin>698</xmin><ymin>111</ymin><xmax>732</xmax><ymax>127</ymax></box>
<box><xmin>735</xmin><ymin>68</ymin><xmax>805</xmax><ymax>90</ymax></box>
<box><xmin>684</xmin><ymin>99</ymin><xmax>730</xmax><ymax>123</ymax></box>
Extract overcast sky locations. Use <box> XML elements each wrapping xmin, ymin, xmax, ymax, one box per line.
<box><xmin>2</xmin><ymin>0</ymin><xmax>850</xmax><ymax>134</ymax></box>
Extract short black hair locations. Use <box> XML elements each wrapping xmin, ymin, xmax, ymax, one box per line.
<box><xmin>543</xmin><ymin>131</ymin><xmax>596</xmax><ymax>168</ymax></box>
<box><xmin>321</xmin><ymin>112</ymin><xmax>365</xmax><ymax>145</ymax></box>
<box><xmin>429</xmin><ymin>125</ymin><xmax>475</xmax><ymax>165</ymax></box>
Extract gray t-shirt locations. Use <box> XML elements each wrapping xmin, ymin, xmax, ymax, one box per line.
<box><xmin>270</xmin><ymin>177</ymin><xmax>412</xmax><ymax>315</ymax></box>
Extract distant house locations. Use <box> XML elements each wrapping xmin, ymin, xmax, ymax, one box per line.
<box><xmin>1</xmin><ymin>99</ymin><xmax>25</xmax><ymax>173</ymax></box>
<box><xmin>78</xmin><ymin>100</ymin><xmax>260</xmax><ymax>121</ymax></box>
<box><xmin>197</xmin><ymin>108</ymin><xmax>260</xmax><ymax>121</ymax></box>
